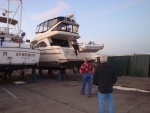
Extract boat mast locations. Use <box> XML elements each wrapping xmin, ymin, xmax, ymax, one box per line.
<box><xmin>6</xmin><ymin>0</ymin><xmax>22</xmax><ymax>34</ymax></box>
<box><xmin>20</xmin><ymin>0</ymin><xmax>22</xmax><ymax>32</ymax></box>
<box><xmin>7</xmin><ymin>0</ymin><xmax>10</xmax><ymax>30</ymax></box>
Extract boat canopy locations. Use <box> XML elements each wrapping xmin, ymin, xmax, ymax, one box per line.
<box><xmin>35</xmin><ymin>16</ymin><xmax>78</xmax><ymax>34</ymax></box>
<box><xmin>0</xmin><ymin>16</ymin><xmax>18</xmax><ymax>25</ymax></box>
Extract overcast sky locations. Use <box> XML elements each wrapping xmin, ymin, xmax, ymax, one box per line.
<box><xmin>0</xmin><ymin>0</ymin><xmax>150</xmax><ymax>55</ymax></box>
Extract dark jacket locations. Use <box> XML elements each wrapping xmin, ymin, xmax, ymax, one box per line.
<box><xmin>93</xmin><ymin>62</ymin><xmax>117</xmax><ymax>94</ymax></box>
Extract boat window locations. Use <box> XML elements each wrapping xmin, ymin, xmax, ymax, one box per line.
<box><xmin>38</xmin><ymin>23</ymin><xmax>44</xmax><ymax>32</ymax></box>
<box><xmin>48</xmin><ymin>19</ymin><xmax>58</xmax><ymax>29</ymax></box>
<box><xmin>51</xmin><ymin>38</ymin><xmax>69</xmax><ymax>47</ymax></box>
<box><xmin>67</xmin><ymin>25</ymin><xmax>72</xmax><ymax>32</ymax></box>
<box><xmin>37</xmin><ymin>41</ymin><xmax>47</xmax><ymax>47</ymax></box>
<box><xmin>73</xmin><ymin>25</ymin><xmax>78</xmax><ymax>33</ymax></box>
<box><xmin>47</xmin><ymin>20</ymin><xmax>52</xmax><ymax>30</ymax></box>
<box><xmin>35</xmin><ymin>19</ymin><xmax>58</xmax><ymax>33</ymax></box>
<box><xmin>43</xmin><ymin>21</ymin><xmax>48</xmax><ymax>31</ymax></box>
<box><xmin>35</xmin><ymin>25</ymin><xmax>40</xmax><ymax>33</ymax></box>
<box><xmin>54</xmin><ymin>23</ymin><xmax>66</xmax><ymax>31</ymax></box>
<box><xmin>53</xmin><ymin>23</ymin><xmax>78</xmax><ymax>33</ymax></box>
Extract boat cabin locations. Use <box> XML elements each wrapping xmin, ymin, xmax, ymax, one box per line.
<box><xmin>0</xmin><ymin>17</ymin><xmax>30</xmax><ymax>47</ymax></box>
<box><xmin>35</xmin><ymin>17</ymin><xmax>79</xmax><ymax>34</ymax></box>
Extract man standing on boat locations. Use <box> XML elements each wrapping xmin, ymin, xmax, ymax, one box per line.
<box><xmin>79</xmin><ymin>58</ymin><xmax>94</xmax><ymax>98</ymax></box>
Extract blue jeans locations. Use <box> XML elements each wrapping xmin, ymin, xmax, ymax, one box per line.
<box><xmin>98</xmin><ymin>92</ymin><xmax>114</xmax><ymax>113</ymax></box>
<box><xmin>57</xmin><ymin>72</ymin><xmax>61</xmax><ymax>81</ymax></box>
<box><xmin>81</xmin><ymin>73</ymin><xmax>92</xmax><ymax>96</ymax></box>
<box><xmin>30</xmin><ymin>73</ymin><xmax>37</xmax><ymax>82</ymax></box>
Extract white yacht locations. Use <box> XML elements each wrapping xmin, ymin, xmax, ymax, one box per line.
<box><xmin>0</xmin><ymin>0</ymin><xmax>40</xmax><ymax>72</ymax></box>
<box><xmin>31</xmin><ymin>14</ymin><xmax>104</xmax><ymax>70</ymax></box>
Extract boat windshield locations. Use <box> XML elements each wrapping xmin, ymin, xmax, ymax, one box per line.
<box><xmin>35</xmin><ymin>17</ymin><xmax>77</xmax><ymax>34</ymax></box>
<box><xmin>53</xmin><ymin>23</ymin><xmax>78</xmax><ymax>33</ymax></box>
<box><xmin>35</xmin><ymin>18</ymin><xmax>58</xmax><ymax>33</ymax></box>
<box><xmin>35</xmin><ymin>41</ymin><xmax>47</xmax><ymax>48</ymax></box>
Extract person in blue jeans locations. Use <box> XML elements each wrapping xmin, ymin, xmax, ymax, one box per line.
<box><xmin>81</xmin><ymin>73</ymin><xmax>92</xmax><ymax>97</ymax></box>
<box><xmin>30</xmin><ymin>68</ymin><xmax>37</xmax><ymax>83</ymax></box>
<box><xmin>80</xmin><ymin>58</ymin><xmax>94</xmax><ymax>98</ymax></box>
<box><xmin>93</xmin><ymin>55</ymin><xmax>117</xmax><ymax>113</ymax></box>
<box><xmin>57</xmin><ymin>70</ymin><xmax>62</xmax><ymax>81</ymax></box>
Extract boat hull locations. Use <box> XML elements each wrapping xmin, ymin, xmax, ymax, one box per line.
<box><xmin>37</xmin><ymin>46</ymin><xmax>92</xmax><ymax>69</ymax></box>
<box><xmin>0</xmin><ymin>47</ymin><xmax>40</xmax><ymax>70</ymax></box>
<box><xmin>38</xmin><ymin>61</ymin><xmax>83</xmax><ymax>70</ymax></box>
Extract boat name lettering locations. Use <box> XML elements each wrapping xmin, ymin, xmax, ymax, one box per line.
<box><xmin>16</xmin><ymin>53</ymin><xmax>35</xmax><ymax>57</ymax></box>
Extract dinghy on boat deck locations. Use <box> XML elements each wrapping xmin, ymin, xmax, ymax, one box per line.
<box><xmin>79</xmin><ymin>41</ymin><xmax>104</xmax><ymax>52</ymax></box>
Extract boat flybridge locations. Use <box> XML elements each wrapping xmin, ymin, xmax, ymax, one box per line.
<box><xmin>0</xmin><ymin>0</ymin><xmax>40</xmax><ymax>73</ymax></box>
<box><xmin>31</xmin><ymin>14</ymin><xmax>104</xmax><ymax>71</ymax></box>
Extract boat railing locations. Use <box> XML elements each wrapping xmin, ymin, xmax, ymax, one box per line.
<box><xmin>0</xmin><ymin>27</ymin><xmax>14</xmax><ymax>35</ymax></box>
<box><xmin>1</xmin><ymin>41</ymin><xmax>30</xmax><ymax>48</ymax></box>
<box><xmin>78</xmin><ymin>41</ymin><xmax>101</xmax><ymax>46</ymax></box>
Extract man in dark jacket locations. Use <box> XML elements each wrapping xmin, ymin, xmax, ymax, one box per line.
<box><xmin>93</xmin><ymin>55</ymin><xmax>117</xmax><ymax>113</ymax></box>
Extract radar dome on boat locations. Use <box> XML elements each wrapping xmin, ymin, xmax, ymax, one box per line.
<box><xmin>68</xmin><ymin>14</ymin><xmax>74</xmax><ymax>18</ymax></box>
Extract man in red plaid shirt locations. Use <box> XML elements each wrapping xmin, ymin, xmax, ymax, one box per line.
<box><xmin>80</xmin><ymin>58</ymin><xmax>94</xmax><ymax>97</ymax></box>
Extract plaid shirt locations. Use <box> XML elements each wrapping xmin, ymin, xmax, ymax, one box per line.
<box><xmin>80</xmin><ymin>62</ymin><xmax>93</xmax><ymax>74</ymax></box>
